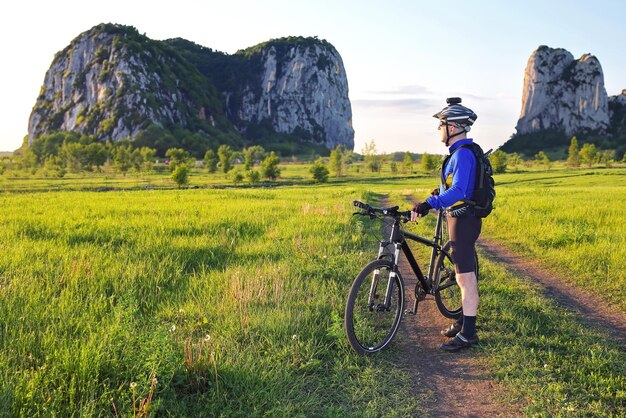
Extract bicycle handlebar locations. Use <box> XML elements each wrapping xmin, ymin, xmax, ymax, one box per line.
<box><xmin>353</xmin><ymin>200</ymin><xmax>412</xmax><ymax>221</ymax></box>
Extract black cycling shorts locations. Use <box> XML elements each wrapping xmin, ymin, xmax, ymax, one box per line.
<box><xmin>447</xmin><ymin>215</ymin><xmax>482</xmax><ymax>274</ymax></box>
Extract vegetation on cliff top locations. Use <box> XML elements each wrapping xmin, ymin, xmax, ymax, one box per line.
<box><xmin>32</xmin><ymin>24</ymin><xmax>343</xmax><ymax>158</ymax></box>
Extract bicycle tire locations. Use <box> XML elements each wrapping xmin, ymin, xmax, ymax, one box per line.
<box><xmin>433</xmin><ymin>241</ymin><xmax>480</xmax><ymax>319</ymax></box>
<box><xmin>344</xmin><ymin>259</ymin><xmax>404</xmax><ymax>354</ymax></box>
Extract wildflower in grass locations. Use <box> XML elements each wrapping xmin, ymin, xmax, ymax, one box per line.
<box><xmin>169</xmin><ymin>325</ymin><xmax>176</xmax><ymax>333</ymax></box>
<box><xmin>130</xmin><ymin>382</ymin><xmax>137</xmax><ymax>389</ymax></box>
<box><xmin>292</xmin><ymin>335</ymin><xmax>300</xmax><ymax>366</ymax></box>
<box><xmin>204</xmin><ymin>334</ymin><xmax>211</xmax><ymax>342</ymax></box>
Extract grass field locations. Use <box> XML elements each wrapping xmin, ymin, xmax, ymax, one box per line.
<box><xmin>0</xmin><ymin>166</ymin><xmax>625</xmax><ymax>416</ymax></box>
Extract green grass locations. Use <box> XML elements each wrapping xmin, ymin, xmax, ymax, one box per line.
<box><xmin>0</xmin><ymin>186</ymin><xmax>423</xmax><ymax>416</ymax></box>
<box><xmin>401</xmin><ymin>167</ymin><xmax>626</xmax><ymax>312</ymax></box>
<box><xmin>1</xmin><ymin>166</ymin><xmax>625</xmax><ymax>415</ymax></box>
<box><xmin>482</xmin><ymin>168</ymin><xmax>626</xmax><ymax>311</ymax></box>
<box><xmin>478</xmin><ymin>254</ymin><xmax>626</xmax><ymax>416</ymax></box>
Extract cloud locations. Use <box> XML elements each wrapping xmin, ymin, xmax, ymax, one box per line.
<box><xmin>351</xmin><ymin>86</ymin><xmax>498</xmax><ymax>113</ymax></box>
<box><xmin>365</xmin><ymin>84</ymin><xmax>432</xmax><ymax>96</ymax></box>
<box><xmin>351</xmin><ymin>97</ymin><xmax>435</xmax><ymax>112</ymax></box>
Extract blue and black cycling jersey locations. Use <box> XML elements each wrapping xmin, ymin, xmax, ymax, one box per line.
<box><xmin>426</xmin><ymin>138</ymin><xmax>477</xmax><ymax>211</ymax></box>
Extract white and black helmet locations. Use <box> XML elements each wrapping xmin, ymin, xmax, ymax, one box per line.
<box><xmin>433</xmin><ymin>97</ymin><xmax>477</xmax><ymax>127</ymax></box>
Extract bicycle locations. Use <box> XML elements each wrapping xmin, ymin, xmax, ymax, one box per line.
<box><xmin>344</xmin><ymin>200</ymin><xmax>479</xmax><ymax>354</ymax></box>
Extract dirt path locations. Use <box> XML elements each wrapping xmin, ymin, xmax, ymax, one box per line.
<box><xmin>478</xmin><ymin>238</ymin><xmax>626</xmax><ymax>344</ymax></box>
<box><xmin>391</xmin><ymin>227</ymin><xmax>626</xmax><ymax>416</ymax></box>
<box><xmin>389</xmin><ymin>195</ymin><xmax>626</xmax><ymax>414</ymax></box>
<box><xmin>378</xmin><ymin>197</ymin><xmax>515</xmax><ymax>416</ymax></box>
<box><xmin>394</xmin><ymin>252</ymin><xmax>515</xmax><ymax>417</ymax></box>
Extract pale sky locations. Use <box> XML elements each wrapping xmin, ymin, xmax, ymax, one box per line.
<box><xmin>2</xmin><ymin>0</ymin><xmax>625</xmax><ymax>154</ymax></box>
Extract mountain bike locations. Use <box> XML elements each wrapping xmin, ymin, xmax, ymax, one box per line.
<box><xmin>344</xmin><ymin>200</ymin><xmax>478</xmax><ymax>354</ymax></box>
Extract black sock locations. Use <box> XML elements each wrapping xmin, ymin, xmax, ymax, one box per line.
<box><xmin>461</xmin><ymin>315</ymin><xmax>476</xmax><ymax>337</ymax></box>
<box><xmin>455</xmin><ymin>315</ymin><xmax>464</xmax><ymax>327</ymax></box>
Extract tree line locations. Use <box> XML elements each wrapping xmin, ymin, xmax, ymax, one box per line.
<box><xmin>2</xmin><ymin>134</ymin><xmax>622</xmax><ymax>186</ymax></box>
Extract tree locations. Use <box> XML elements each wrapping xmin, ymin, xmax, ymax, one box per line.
<box><xmin>139</xmin><ymin>147</ymin><xmax>156</xmax><ymax>172</ymax></box>
<box><xmin>362</xmin><ymin>140</ymin><xmax>382</xmax><ymax>172</ymax></box>
<box><xmin>402</xmin><ymin>152</ymin><xmax>413</xmax><ymax>173</ymax></box>
<box><xmin>204</xmin><ymin>149</ymin><xmax>218</xmax><ymax>173</ymax></box>
<box><xmin>246</xmin><ymin>169</ymin><xmax>261</xmax><ymax>184</ymax></box>
<box><xmin>579</xmin><ymin>143</ymin><xmax>599</xmax><ymax>168</ymax></box>
<box><xmin>341</xmin><ymin>148</ymin><xmax>354</xmax><ymax>174</ymax></box>
<box><xmin>59</xmin><ymin>142</ymin><xmax>85</xmax><ymax>173</ymax></box>
<box><xmin>567</xmin><ymin>136</ymin><xmax>580</xmax><ymax>167</ymax></box>
<box><xmin>218</xmin><ymin>144</ymin><xmax>234</xmax><ymax>173</ymax></box>
<box><xmin>261</xmin><ymin>151</ymin><xmax>281</xmax><ymax>180</ymax></box>
<box><xmin>84</xmin><ymin>142</ymin><xmax>108</xmax><ymax>171</ymax></box>
<box><xmin>112</xmin><ymin>144</ymin><xmax>133</xmax><ymax>174</ymax></box>
<box><xmin>489</xmin><ymin>150</ymin><xmax>508</xmax><ymax>174</ymax></box>
<box><xmin>601</xmin><ymin>150</ymin><xmax>615</xmax><ymax>167</ymax></box>
<box><xmin>534</xmin><ymin>150</ymin><xmax>551</xmax><ymax>169</ymax></box>
<box><xmin>508</xmin><ymin>153</ymin><xmax>523</xmax><ymax>171</ymax></box>
<box><xmin>329</xmin><ymin>146</ymin><xmax>345</xmax><ymax>177</ymax></box>
<box><xmin>421</xmin><ymin>153</ymin><xmax>439</xmax><ymax>173</ymax></box>
<box><xmin>42</xmin><ymin>156</ymin><xmax>65</xmax><ymax>178</ymax></box>
<box><xmin>165</xmin><ymin>148</ymin><xmax>191</xmax><ymax>171</ymax></box>
<box><xmin>171</xmin><ymin>164</ymin><xmax>189</xmax><ymax>188</ymax></box>
<box><xmin>310</xmin><ymin>158</ymin><xmax>329</xmax><ymax>183</ymax></box>
<box><xmin>243</xmin><ymin>145</ymin><xmax>266</xmax><ymax>170</ymax></box>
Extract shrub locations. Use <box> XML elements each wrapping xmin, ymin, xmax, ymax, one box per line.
<box><xmin>489</xmin><ymin>150</ymin><xmax>508</xmax><ymax>174</ymax></box>
<box><xmin>246</xmin><ymin>170</ymin><xmax>261</xmax><ymax>184</ymax></box>
<box><xmin>171</xmin><ymin>164</ymin><xmax>189</xmax><ymax>188</ymax></box>
<box><xmin>310</xmin><ymin>158</ymin><xmax>329</xmax><ymax>183</ymax></box>
<box><xmin>261</xmin><ymin>151</ymin><xmax>281</xmax><ymax>180</ymax></box>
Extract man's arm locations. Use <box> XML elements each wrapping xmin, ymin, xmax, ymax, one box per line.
<box><xmin>426</xmin><ymin>149</ymin><xmax>475</xmax><ymax>210</ymax></box>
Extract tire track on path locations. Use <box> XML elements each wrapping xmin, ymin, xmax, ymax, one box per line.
<box><xmin>477</xmin><ymin>237</ymin><xmax>626</xmax><ymax>345</ymax></box>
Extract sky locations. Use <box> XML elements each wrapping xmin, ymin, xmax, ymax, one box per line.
<box><xmin>1</xmin><ymin>0</ymin><xmax>626</xmax><ymax>154</ymax></box>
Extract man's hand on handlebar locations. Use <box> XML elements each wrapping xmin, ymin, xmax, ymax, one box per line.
<box><xmin>411</xmin><ymin>201</ymin><xmax>432</xmax><ymax>222</ymax></box>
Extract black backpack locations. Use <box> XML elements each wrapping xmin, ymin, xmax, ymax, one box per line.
<box><xmin>441</xmin><ymin>143</ymin><xmax>495</xmax><ymax>218</ymax></box>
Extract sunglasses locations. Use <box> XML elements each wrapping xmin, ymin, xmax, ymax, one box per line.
<box><xmin>438</xmin><ymin>121</ymin><xmax>461</xmax><ymax>128</ymax></box>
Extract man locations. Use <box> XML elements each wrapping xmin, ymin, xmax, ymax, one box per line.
<box><xmin>411</xmin><ymin>97</ymin><xmax>481</xmax><ymax>352</ymax></box>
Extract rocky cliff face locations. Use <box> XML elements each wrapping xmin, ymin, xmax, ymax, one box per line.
<box><xmin>232</xmin><ymin>41</ymin><xmax>353</xmax><ymax>150</ymax></box>
<box><xmin>515</xmin><ymin>46</ymin><xmax>610</xmax><ymax>136</ymax></box>
<box><xmin>28</xmin><ymin>24</ymin><xmax>354</xmax><ymax>151</ymax></box>
<box><xmin>608</xmin><ymin>89</ymin><xmax>626</xmax><ymax>135</ymax></box>
<box><xmin>28</xmin><ymin>24</ymin><xmax>229</xmax><ymax>146</ymax></box>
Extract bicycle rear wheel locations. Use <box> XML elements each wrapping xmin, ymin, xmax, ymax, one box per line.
<box><xmin>433</xmin><ymin>241</ymin><xmax>479</xmax><ymax>319</ymax></box>
<box><xmin>344</xmin><ymin>259</ymin><xmax>404</xmax><ymax>354</ymax></box>
<box><xmin>433</xmin><ymin>241</ymin><xmax>462</xmax><ymax>319</ymax></box>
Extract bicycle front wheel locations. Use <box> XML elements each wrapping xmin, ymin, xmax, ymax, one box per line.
<box><xmin>344</xmin><ymin>259</ymin><xmax>404</xmax><ymax>354</ymax></box>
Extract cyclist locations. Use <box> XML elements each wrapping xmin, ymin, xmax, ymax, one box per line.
<box><xmin>410</xmin><ymin>97</ymin><xmax>482</xmax><ymax>352</ymax></box>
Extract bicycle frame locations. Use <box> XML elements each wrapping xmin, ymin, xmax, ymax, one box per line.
<box><xmin>374</xmin><ymin>209</ymin><xmax>450</xmax><ymax>312</ymax></box>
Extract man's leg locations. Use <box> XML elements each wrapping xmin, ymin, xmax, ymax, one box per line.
<box><xmin>456</xmin><ymin>271</ymin><xmax>478</xmax><ymax>337</ymax></box>
<box><xmin>440</xmin><ymin>216</ymin><xmax>481</xmax><ymax>350</ymax></box>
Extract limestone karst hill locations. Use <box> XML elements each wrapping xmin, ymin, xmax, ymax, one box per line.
<box><xmin>28</xmin><ymin>23</ymin><xmax>354</xmax><ymax>156</ymax></box>
<box><xmin>501</xmin><ymin>45</ymin><xmax>626</xmax><ymax>158</ymax></box>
